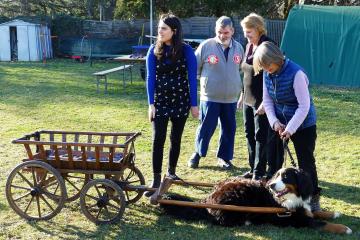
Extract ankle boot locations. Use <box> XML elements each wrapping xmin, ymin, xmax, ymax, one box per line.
<box><xmin>144</xmin><ymin>173</ymin><xmax>161</xmax><ymax>197</ymax></box>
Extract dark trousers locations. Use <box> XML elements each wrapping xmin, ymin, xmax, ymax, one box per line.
<box><xmin>243</xmin><ymin>104</ymin><xmax>269</xmax><ymax>177</ymax></box>
<box><xmin>268</xmin><ymin>125</ymin><xmax>319</xmax><ymax>194</ymax></box>
<box><xmin>290</xmin><ymin>125</ymin><xmax>319</xmax><ymax>194</ymax></box>
<box><xmin>152</xmin><ymin>116</ymin><xmax>188</xmax><ymax>175</ymax></box>
<box><xmin>266</xmin><ymin>128</ymin><xmax>284</xmax><ymax>177</ymax></box>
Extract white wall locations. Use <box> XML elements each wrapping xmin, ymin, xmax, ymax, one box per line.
<box><xmin>0</xmin><ymin>26</ymin><xmax>11</xmax><ymax>61</ymax></box>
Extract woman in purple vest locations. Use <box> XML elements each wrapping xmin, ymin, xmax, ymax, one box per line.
<box><xmin>253</xmin><ymin>41</ymin><xmax>321</xmax><ymax>212</ymax></box>
<box><xmin>145</xmin><ymin>13</ymin><xmax>199</xmax><ymax>197</ymax></box>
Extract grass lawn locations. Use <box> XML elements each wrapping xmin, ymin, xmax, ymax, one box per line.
<box><xmin>0</xmin><ymin>59</ymin><xmax>359</xmax><ymax>240</ymax></box>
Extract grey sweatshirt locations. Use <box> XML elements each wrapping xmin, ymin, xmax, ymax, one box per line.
<box><xmin>195</xmin><ymin>37</ymin><xmax>244</xmax><ymax>103</ymax></box>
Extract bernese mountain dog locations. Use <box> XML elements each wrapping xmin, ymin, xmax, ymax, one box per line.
<box><xmin>159</xmin><ymin>167</ymin><xmax>352</xmax><ymax>234</ymax></box>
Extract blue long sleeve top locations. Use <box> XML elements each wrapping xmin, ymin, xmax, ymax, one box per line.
<box><xmin>146</xmin><ymin>44</ymin><xmax>198</xmax><ymax>106</ymax></box>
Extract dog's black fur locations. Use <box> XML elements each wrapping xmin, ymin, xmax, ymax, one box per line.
<box><xmin>161</xmin><ymin>168</ymin><xmax>328</xmax><ymax>229</ymax></box>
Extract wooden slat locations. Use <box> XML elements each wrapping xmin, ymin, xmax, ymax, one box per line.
<box><xmin>109</xmin><ymin>147</ymin><xmax>114</xmax><ymax>168</ymax></box>
<box><xmin>74</xmin><ymin>134</ymin><xmax>79</xmax><ymax>151</ymax></box>
<box><xmin>81</xmin><ymin>146</ymin><xmax>87</xmax><ymax>169</ymax></box>
<box><xmin>95</xmin><ymin>146</ymin><xmax>100</xmax><ymax>170</ymax></box>
<box><xmin>99</xmin><ymin>135</ymin><xmax>105</xmax><ymax>151</ymax></box>
<box><xmin>87</xmin><ymin>135</ymin><xmax>92</xmax><ymax>151</ymax></box>
<box><xmin>53</xmin><ymin>145</ymin><xmax>61</xmax><ymax>168</ymax></box>
<box><xmin>38</xmin><ymin>145</ymin><xmax>46</xmax><ymax>160</ymax></box>
<box><xmin>62</xmin><ymin>134</ymin><xmax>66</xmax><ymax>149</ymax></box>
<box><xmin>24</xmin><ymin>144</ymin><xmax>33</xmax><ymax>160</ymax></box>
<box><xmin>112</xmin><ymin>136</ymin><xmax>118</xmax><ymax>144</ymax></box>
<box><xmin>67</xmin><ymin>145</ymin><xmax>74</xmax><ymax>169</ymax></box>
<box><xmin>49</xmin><ymin>133</ymin><xmax>55</xmax><ymax>150</ymax></box>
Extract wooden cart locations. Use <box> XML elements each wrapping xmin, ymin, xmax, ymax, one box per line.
<box><xmin>6</xmin><ymin>130</ymin><xmax>289</xmax><ymax>225</ymax></box>
<box><xmin>5</xmin><ymin>130</ymin><xmax>151</xmax><ymax>224</ymax></box>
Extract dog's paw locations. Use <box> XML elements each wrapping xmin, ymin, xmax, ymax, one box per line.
<box><xmin>333</xmin><ymin>211</ymin><xmax>341</xmax><ymax>219</ymax></box>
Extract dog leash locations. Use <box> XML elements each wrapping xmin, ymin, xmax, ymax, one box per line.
<box><xmin>282</xmin><ymin>139</ymin><xmax>297</xmax><ymax>168</ymax></box>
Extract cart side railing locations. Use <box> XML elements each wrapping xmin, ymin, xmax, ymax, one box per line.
<box><xmin>12</xmin><ymin>130</ymin><xmax>141</xmax><ymax>171</ymax></box>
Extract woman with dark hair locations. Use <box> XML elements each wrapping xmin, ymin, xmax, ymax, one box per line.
<box><xmin>145</xmin><ymin>13</ymin><xmax>199</xmax><ymax>197</ymax></box>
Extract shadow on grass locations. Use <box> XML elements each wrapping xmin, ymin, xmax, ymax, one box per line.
<box><xmin>198</xmin><ymin>165</ymin><xmax>249</xmax><ymax>177</ymax></box>
<box><xmin>319</xmin><ymin>180</ymin><xmax>360</xmax><ymax>205</ymax></box>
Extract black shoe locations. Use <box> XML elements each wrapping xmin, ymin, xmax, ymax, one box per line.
<box><xmin>144</xmin><ymin>173</ymin><xmax>161</xmax><ymax>197</ymax></box>
<box><xmin>188</xmin><ymin>153</ymin><xmax>201</xmax><ymax>169</ymax></box>
<box><xmin>166</xmin><ymin>172</ymin><xmax>181</xmax><ymax>180</ymax></box>
<box><xmin>217</xmin><ymin>158</ymin><xmax>234</xmax><ymax>170</ymax></box>
<box><xmin>242</xmin><ymin>171</ymin><xmax>253</xmax><ymax>179</ymax></box>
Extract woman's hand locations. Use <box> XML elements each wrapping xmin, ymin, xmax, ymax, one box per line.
<box><xmin>148</xmin><ymin>104</ymin><xmax>156</xmax><ymax>122</ymax></box>
<box><xmin>191</xmin><ymin>106</ymin><xmax>199</xmax><ymax>119</ymax></box>
<box><xmin>280</xmin><ymin>130</ymin><xmax>291</xmax><ymax>140</ymax></box>
<box><xmin>237</xmin><ymin>93</ymin><xmax>243</xmax><ymax>109</ymax></box>
<box><xmin>255</xmin><ymin>103</ymin><xmax>265</xmax><ymax>115</ymax></box>
<box><xmin>273</xmin><ymin>120</ymin><xmax>286</xmax><ymax>135</ymax></box>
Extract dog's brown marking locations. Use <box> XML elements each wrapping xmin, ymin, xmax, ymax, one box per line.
<box><xmin>313</xmin><ymin>210</ymin><xmax>336</xmax><ymax>220</ymax></box>
<box><xmin>322</xmin><ymin>222</ymin><xmax>351</xmax><ymax>234</ymax></box>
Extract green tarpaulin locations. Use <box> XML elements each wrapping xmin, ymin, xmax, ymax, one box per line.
<box><xmin>281</xmin><ymin>5</ymin><xmax>360</xmax><ymax>87</ymax></box>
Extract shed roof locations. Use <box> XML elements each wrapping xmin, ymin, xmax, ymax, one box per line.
<box><xmin>0</xmin><ymin>19</ymin><xmax>40</xmax><ymax>27</ymax></box>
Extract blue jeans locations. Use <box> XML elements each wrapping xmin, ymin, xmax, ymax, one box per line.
<box><xmin>194</xmin><ymin>101</ymin><xmax>237</xmax><ymax>161</ymax></box>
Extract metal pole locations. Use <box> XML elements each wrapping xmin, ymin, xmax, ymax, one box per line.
<box><xmin>150</xmin><ymin>0</ymin><xmax>153</xmax><ymax>44</ymax></box>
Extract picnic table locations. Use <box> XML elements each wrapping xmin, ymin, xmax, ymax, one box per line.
<box><xmin>113</xmin><ymin>55</ymin><xmax>146</xmax><ymax>80</ymax></box>
<box><xmin>93</xmin><ymin>64</ymin><xmax>133</xmax><ymax>93</ymax></box>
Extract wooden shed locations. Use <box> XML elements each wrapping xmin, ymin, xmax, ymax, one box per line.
<box><xmin>0</xmin><ymin>19</ymin><xmax>53</xmax><ymax>61</ymax></box>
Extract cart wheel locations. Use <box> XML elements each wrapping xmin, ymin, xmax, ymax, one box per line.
<box><xmin>5</xmin><ymin>161</ymin><xmax>66</xmax><ymax>221</ymax></box>
<box><xmin>62</xmin><ymin>173</ymin><xmax>90</xmax><ymax>202</ymax></box>
<box><xmin>119</xmin><ymin>166</ymin><xmax>145</xmax><ymax>204</ymax></box>
<box><xmin>80</xmin><ymin>179</ymin><xmax>126</xmax><ymax>224</ymax></box>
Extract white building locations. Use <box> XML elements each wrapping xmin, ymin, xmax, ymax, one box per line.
<box><xmin>0</xmin><ymin>19</ymin><xmax>53</xmax><ymax>61</ymax></box>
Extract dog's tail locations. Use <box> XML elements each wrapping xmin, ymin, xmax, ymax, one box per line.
<box><xmin>159</xmin><ymin>193</ymin><xmax>211</xmax><ymax>221</ymax></box>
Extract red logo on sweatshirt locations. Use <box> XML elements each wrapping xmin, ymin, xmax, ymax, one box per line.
<box><xmin>233</xmin><ymin>54</ymin><xmax>241</xmax><ymax>64</ymax></box>
<box><xmin>207</xmin><ymin>55</ymin><xmax>219</xmax><ymax>64</ymax></box>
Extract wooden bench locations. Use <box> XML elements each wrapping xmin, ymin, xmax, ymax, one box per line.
<box><xmin>93</xmin><ymin>64</ymin><xmax>133</xmax><ymax>93</ymax></box>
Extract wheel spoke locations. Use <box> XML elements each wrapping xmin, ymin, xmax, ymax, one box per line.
<box><xmin>39</xmin><ymin>194</ymin><xmax>55</xmax><ymax>211</ymax></box>
<box><xmin>10</xmin><ymin>184</ymin><xmax>32</xmax><ymax>191</ymax></box>
<box><xmin>103</xmin><ymin>205</ymin><xmax>112</xmax><ymax>219</ymax></box>
<box><xmin>13</xmin><ymin>192</ymin><xmax>32</xmax><ymax>201</ymax></box>
<box><xmin>42</xmin><ymin>180</ymin><xmax>58</xmax><ymax>190</ymax></box>
<box><xmin>42</xmin><ymin>189</ymin><xmax>61</xmax><ymax>201</ymax></box>
<box><xmin>124</xmin><ymin>170</ymin><xmax>134</xmax><ymax>181</ymax></box>
<box><xmin>94</xmin><ymin>185</ymin><xmax>102</xmax><ymax>198</ymax></box>
<box><xmin>31</xmin><ymin>168</ymin><xmax>37</xmax><ymax>186</ymax></box>
<box><xmin>86</xmin><ymin>202</ymin><xmax>99</xmax><ymax>210</ymax></box>
<box><xmin>17</xmin><ymin>172</ymin><xmax>34</xmax><ymax>188</ymax></box>
<box><xmin>64</xmin><ymin>177</ymin><xmax>81</xmax><ymax>191</ymax></box>
<box><xmin>125</xmin><ymin>190</ymin><xmax>130</xmax><ymax>201</ymax></box>
<box><xmin>107</xmin><ymin>201</ymin><xmax>121</xmax><ymax>211</ymax></box>
<box><xmin>85</xmin><ymin>193</ymin><xmax>99</xmax><ymax>202</ymax></box>
<box><xmin>95</xmin><ymin>207</ymin><xmax>103</xmax><ymax>219</ymax></box>
<box><xmin>126</xmin><ymin>179</ymin><xmax>140</xmax><ymax>184</ymax></box>
<box><xmin>65</xmin><ymin>175</ymin><xmax>85</xmax><ymax>180</ymax></box>
<box><xmin>38</xmin><ymin>172</ymin><xmax>48</xmax><ymax>185</ymax></box>
<box><xmin>24</xmin><ymin>195</ymin><xmax>34</xmax><ymax>214</ymax></box>
<box><xmin>36</xmin><ymin>196</ymin><xmax>41</xmax><ymax>218</ymax></box>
